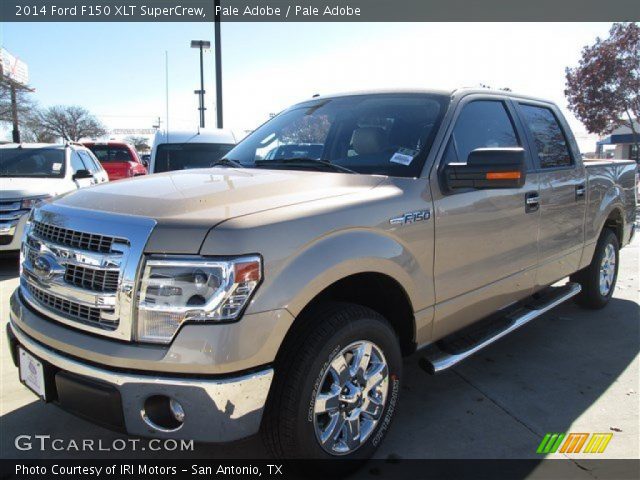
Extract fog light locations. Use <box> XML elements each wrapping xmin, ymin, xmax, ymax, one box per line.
<box><xmin>142</xmin><ymin>395</ymin><xmax>185</xmax><ymax>432</ymax></box>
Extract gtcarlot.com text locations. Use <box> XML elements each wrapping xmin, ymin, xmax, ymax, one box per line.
<box><xmin>14</xmin><ymin>435</ymin><xmax>194</xmax><ymax>452</ymax></box>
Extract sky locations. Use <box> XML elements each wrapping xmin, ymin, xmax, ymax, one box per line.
<box><xmin>1</xmin><ymin>22</ymin><xmax>614</xmax><ymax>151</ymax></box>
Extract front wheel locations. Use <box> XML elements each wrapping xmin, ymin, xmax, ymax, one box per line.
<box><xmin>261</xmin><ymin>303</ymin><xmax>402</xmax><ymax>461</ymax></box>
<box><xmin>571</xmin><ymin>229</ymin><xmax>620</xmax><ymax>309</ymax></box>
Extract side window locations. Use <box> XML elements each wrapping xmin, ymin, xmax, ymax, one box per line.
<box><xmin>519</xmin><ymin>104</ymin><xmax>573</xmax><ymax>169</ymax></box>
<box><xmin>445</xmin><ymin>100</ymin><xmax>519</xmax><ymax>164</ymax></box>
<box><xmin>70</xmin><ymin>151</ymin><xmax>87</xmax><ymax>173</ymax></box>
<box><xmin>79</xmin><ymin>151</ymin><xmax>100</xmax><ymax>173</ymax></box>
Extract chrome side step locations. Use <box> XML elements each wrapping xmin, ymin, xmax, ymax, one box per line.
<box><xmin>420</xmin><ymin>282</ymin><xmax>581</xmax><ymax>374</ymax></box>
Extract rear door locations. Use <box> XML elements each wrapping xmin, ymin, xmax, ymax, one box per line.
<box><xmin>515</xmin><ymin>102</ymin><xmax>586</xmax><ymax>288</ymax></box>
<box><xmin>430</xmin><ymin>96</ymin><xmax>540</xmax><ymax>339</ymax></box>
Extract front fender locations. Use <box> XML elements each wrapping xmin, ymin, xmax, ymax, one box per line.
<box><xmin>248</xmin><ymin>228</ymin><xmax>430</xmax><ymax>317</ymax></box>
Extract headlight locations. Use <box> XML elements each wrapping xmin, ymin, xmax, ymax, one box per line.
<box><xmin>21</xmin><ymin>195</ymin><xmax>51</xmax><ymax>210</ymax></box>
<box><xmin>135</xmin><ymin>255</ymin><xmax>262</xmax><ymax>344</ymax></box>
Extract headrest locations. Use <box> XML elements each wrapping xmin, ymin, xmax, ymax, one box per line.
<box><xmin>352</xmin><ymin>127</ymin><xmax>387</xmax><ymax>156</ymax></box>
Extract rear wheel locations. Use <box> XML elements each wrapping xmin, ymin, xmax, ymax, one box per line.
<box><xmin>571</xmin><ymin>229</ymin><xmax>619</xmax><ymax>309</ymax></box>
<box><xmin>261</xmin><ymin>303</ymin><xmax>402</xmax><ymax>462</ymax></box>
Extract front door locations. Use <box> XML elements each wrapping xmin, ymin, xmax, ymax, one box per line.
<box><xmin>431</xmin><ymin>97</ymin><xmax>540</xmax><ymax>339</ymax></box>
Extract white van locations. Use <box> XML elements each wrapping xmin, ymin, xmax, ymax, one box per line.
<box><xmin>0</xmin><ymin>143</ymin><xmax>109</xmax><ymax>251</ymax></box>
<box><xmin>149</xmin><ymin>129</ymin><xmax>237</xmax><ymax>174</ymax></box>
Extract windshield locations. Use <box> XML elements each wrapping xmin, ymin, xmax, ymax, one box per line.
<box><xmin>154</xmin><ymin>143</ymin><xmax>235</xmax><ymax>173</ymax></box>
<box><xmin>0</xmin><ymin>148</ymin><xmax>66</xmax><ymax>178</ymax></box>
<box><xmin>225</xmin><ymin>93</ymin><xmax>449</xmax><ymax>177</ymax></box>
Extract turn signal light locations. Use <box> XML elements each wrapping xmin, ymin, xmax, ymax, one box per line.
<box><xmin>486</xmin><ymin>171</ymin><xmax>522</xmax><ymax>180</ymax></box>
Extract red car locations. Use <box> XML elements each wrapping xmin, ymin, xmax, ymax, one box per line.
<box><xmin>82</xmin><ymin>141</ymin><xmax>148</xmax><ymax>180</ymax></box>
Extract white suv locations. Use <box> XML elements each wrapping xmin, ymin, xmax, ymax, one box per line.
<box><xmin>0</xmin><ymin>143</ymin><xmax>109</xmax><ymax>252</ymax></box>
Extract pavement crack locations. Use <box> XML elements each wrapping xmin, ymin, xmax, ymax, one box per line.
<box><xmin>452</xmin><ymin>368</ymin><xmax>598</xmax><ymax>479</ymax></box>
<box><xmin>452</xmin><ymin>368</ymin><xmax>541</xmax><ymax>437</ymax></box>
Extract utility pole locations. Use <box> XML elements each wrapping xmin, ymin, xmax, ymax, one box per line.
<box><xmin>214</xmin><ymin>0</ymin><xmax>223</xmax><ymax>128</ymax></box>
<box><xmin>10</xmin><ymin>85</ymin><xmax>20</xmax><ymax>143</ymax></box>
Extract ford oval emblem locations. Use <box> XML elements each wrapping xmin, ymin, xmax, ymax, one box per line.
<box><xmin>32</xmin><ymin>255</ymin><xmax>59</xmax><ymax>281</ymax></box>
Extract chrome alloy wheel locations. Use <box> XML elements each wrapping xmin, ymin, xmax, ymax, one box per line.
<box><xmin>599</xmin><ymin>243</ymin><xmax>617</xmax><ymax>296</ymax></box>
<box><xmin>312</xmin><ymin>340</ymin><xmax>389</xmax><ymax>455</ymax></box>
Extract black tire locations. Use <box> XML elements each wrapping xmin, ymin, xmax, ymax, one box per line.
<box><xmin>571</xmin><ymin>229</ymin><xmax>620</xmax><ymax>309</ymax></box>
<box><xmin>261</xmin><ymin>302</ymin><xmax>402</xmax><ymax>463</ymax></box>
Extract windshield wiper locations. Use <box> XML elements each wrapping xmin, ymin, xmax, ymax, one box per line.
<box><xmin>211</xmin><ymin>158</ymin><xmax>244</xmax><ymax>168</ymax></box>
<box><xmin>254</xmin><ymin>157</ymin><xmax>356</xmax><ymax>174</ymax></box>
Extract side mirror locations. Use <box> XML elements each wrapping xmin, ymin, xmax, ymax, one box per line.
<box><xmin>72</xmin><ymin>169</ymin><xmax>93</xmax><ymax>180</ymax></box>
<box><xmin>444</xmin><ymin>147</ymin><xmax>526</xmax><ymax>190</ymax></box>
<box><xmin>142</xmin><ymin>159</ymin><xmax>149</xmax><ymax>168</ymax></box>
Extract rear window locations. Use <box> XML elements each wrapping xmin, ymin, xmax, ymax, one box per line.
<box><xmin>88</xmin><ymin>145</ymin><xmax>134</xmax><ymax>163</ymax></box>
<box><xmin>154</xmin><ymin>143</ymin><xmax>235</xmax><ymax>173</ymax></box>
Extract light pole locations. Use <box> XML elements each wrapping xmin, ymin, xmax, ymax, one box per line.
<box><xmin>190</xmin><ymin>40</ymin><xmax>210</xmax><ymax>128</ymax></box>
<box><xmin>214</xmin><ymin>0</ymin><xmax>223</xmax><ymax>128</ymax></box>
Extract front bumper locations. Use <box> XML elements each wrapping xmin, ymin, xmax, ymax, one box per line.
<box><xmin>7</xmin><ymin>322</ymin><xmax>274</xmax><ymax>443</ymax></box>
<box><xmin>0</xmin><ymin>211</ymin><xmax>28</xmax><ymax>251</ymax></box>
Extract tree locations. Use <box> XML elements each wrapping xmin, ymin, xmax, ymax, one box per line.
<box><xmin>0</xmin><ymin>77</ymin><xmax>36</xmax><ymax>141</ymax></box>
<box><xmin>34</xmin><ymin>105</ymin><xmax>106</xmax><ymax>141</ymax></box>
<box><xmin>565</xmin><ymin>22</ymin><xmax>640</xmax><ymax>160</ymax></box>
<box><xmin>21</xmin><ymin>111</ymin><xmax>58</xmax><ymax>143</ymax></box>
<box><xmin>124</xmin><ymin>135</ymin><xmax>150</xmax><ymax>151</ymax></box>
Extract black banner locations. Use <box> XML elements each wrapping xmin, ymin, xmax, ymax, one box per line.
<box><xmin>2</xmin><ymin>459</ymin><xmax>640</xmax><ymax>480</ymax></box>
<box><xmin>2</xmin><ymin>0</ymin><xmax>639</xmax><ymax>22</ymax></box>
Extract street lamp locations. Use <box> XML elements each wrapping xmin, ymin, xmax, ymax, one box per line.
<box><xmin>190</xmin><ymin>40</ymin><xmax>210</xmax><ymax>128</ymax></box>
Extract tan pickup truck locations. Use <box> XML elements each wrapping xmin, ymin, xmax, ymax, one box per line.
<box><xmin>7</xmin><ymin>89</ymin><xmax>637</xmax><ymax>461</ymax></box>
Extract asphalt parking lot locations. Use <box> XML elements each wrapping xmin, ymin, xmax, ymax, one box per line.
<box><xmin>1</xmin><ymin>237</ymin><xmax>638</xmax><ymax>473</ymax></box>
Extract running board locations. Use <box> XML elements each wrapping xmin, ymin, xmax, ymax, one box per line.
<box><xmin>420</xmin><ymin>282</ymin><xmax>582</xmax><ymax>374</ymax></box>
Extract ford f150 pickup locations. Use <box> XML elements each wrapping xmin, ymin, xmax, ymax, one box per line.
<box><xmin>7</xmin><ymin>89</ymin><xmax>637</xmax><ymax>461</ymax></box>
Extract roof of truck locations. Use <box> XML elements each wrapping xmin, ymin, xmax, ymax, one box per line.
<box><xmin>153</xmin><ymin>128</ymin><xmax>237</xmax><ymax>146</ymax></box>
<box><xmin>298</xmin><ymin>87</ymin><xmax>556</xmax><ymax>105</ymax></box>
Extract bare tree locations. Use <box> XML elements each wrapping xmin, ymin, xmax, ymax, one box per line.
<box><xmin>0</xmin><ymin>77</ymin><xmax>35</xmax><ymax>139</ymax></box>
<box><xmin>124</xmin><ymin>135</ymin><xmax>151</xmax><ymax>151</ymax></box>
<box><xmin>35</xmin><ymin>105</ymin><xmax>106</xmax><ymax>141</ymax></box>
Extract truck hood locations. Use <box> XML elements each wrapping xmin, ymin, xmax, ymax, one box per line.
<box><xmin>1</xmin><ymin>177</ymin><xmax>72</xmax><ymax>200</ymax></box>
<box><xmin>54</xmin><ymin>168</ymin><xmax>385</xmax><ymax>253</ymax></box>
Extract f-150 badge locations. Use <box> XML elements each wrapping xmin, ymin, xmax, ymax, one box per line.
<box><xmin>389</xmin><ymin>210</ymin><xmax>431</xmax><ymax>226</ymax></box>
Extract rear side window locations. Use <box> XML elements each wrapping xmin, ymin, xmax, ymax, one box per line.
<box><xmin>88</xmin><ymin>145</ymin><xmax>134</xmax><ymax>163</ymax></box>
<box><xmin>519</xmin><ymin>105</ymin><xmax>573</xmax><ymax>169</ymax></box>
<box><xmin>444</xmin><ymin>100</ymin><xmax>519</xmax><ymax>164</ymax></box>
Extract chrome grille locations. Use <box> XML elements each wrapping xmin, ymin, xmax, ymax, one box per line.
<box><xmin>64</xmin><ymin>264</ymin><xmax>120</xmax><ymax>292</ymax></box>
<box><xmin>20</xmin><ymin>205</ymin><xmax>156</xmax><ymax>342</ymax></box>
<box><xmin>26</xmin><ymin>282</ymin><xmax>117</xmax><ymax>330</ymax></box>
<box><xmin>32</xmin><ymin>220</ymin><xmax>123</xmax><ymax>253</ymax></box>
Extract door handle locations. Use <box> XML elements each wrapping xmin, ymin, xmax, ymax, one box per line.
<box><xmin>575</xmin><ymin>184</ymin><xmax>585</xmax><ymax>200</ymax></box>
<box><xmin>525</xmin><ymin>191</ymin><xmax>540</xmax><ymax>213</ymax></box>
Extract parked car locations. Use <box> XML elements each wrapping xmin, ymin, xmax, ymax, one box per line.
<box><xmin>0</xmin><ymin>142</ymin><xmax>108</xmax><ymax>252</ymax></box>
<box><xmin>7</xmin><ymin>90</ymin><xmax>637</xmax><ymax>465</ymax></box>
<box><xmin>149</xmin><ymin>128</ymin><xmax>236</xmax><ymax>173</ymax></box>
<box><xmin>82</xmin><ymin>141</ymin><xmax>148</xmax><ymax>181</ymax></box>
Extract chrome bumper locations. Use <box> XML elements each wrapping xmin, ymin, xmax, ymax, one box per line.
<box><xmin>0</xmin><ymin>212</ymin><xmax>28</xmax><ymax>251</ymax></box>
<box><xmin>9</xmin><ymin>322</ymin><xmax>274</xmax><ymax>443</ymax></box>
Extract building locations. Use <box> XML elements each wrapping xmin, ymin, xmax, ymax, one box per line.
<box><xmin>596</xmin><ymin>122</ymin><xmax>639</xmax><ymax>161</ymax></box>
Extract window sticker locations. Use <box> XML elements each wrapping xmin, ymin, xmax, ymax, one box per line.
<box><xmin>52</xmin><ymin>163</ymin><xmax>62</xmax><ymax>172</ymax></box>
<box><xmin>390</xmin><ymin>148</ymin><xmax>416</xmax><ymax>166</ymax></box>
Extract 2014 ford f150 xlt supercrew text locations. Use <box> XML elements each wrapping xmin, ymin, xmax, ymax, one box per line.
<box><xmin>7</xmin><ymin>89</ymin><xmax>637</xmax><ymax>461</ymax></box>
